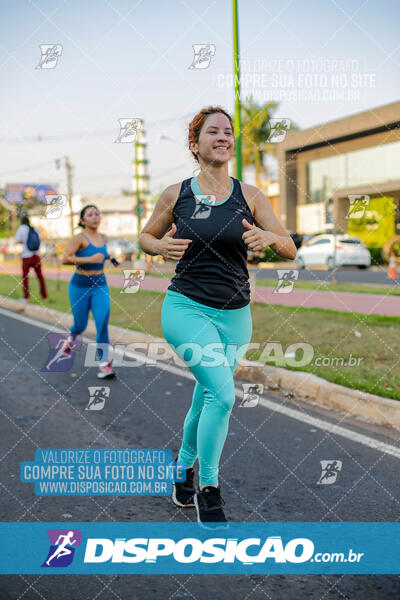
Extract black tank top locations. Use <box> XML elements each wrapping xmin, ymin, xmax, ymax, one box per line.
<box><xmin>168</xmin><ymin>176</ymin><xmax>255</xmax><ymax>309</ymax></box>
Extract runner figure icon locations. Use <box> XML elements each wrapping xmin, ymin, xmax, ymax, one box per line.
<box><xmin>45</xmin><ymin>531</ymin><xmax>77</xmax><ymax>566</ymax></box>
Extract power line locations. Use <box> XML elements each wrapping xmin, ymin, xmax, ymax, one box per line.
<box><xmin>0</xmin><ymin>160</ymin><xmax>189</xmax><ymax>184</ymax></box>
<box><xmin>151</xmin><ymin>162</ymin><xmax>190</xmax><ymax>180</ymax></box>
<box><xmin>0</xmin><ymin>159</ymin><xmax>58</xmax><ymax>177</ymax></box>
<box><xmin>0</xmin><ymin>131</ymin><xmax>111</xmax><ymax>144</ymax></box>
<box><xmin>0</xmin><ymin>113</ymin><xmax>194</xmax><ymax>144</ymax></box>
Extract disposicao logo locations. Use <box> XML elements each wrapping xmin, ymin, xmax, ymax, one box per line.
<box><xmin>83</xmin><ymin>536</ymin><xmax>314</xmax><ymax>564</ymax></box>
<box><xmin>42</xmin><ymin>529</ymin><xmax>82</xmax><ymax>567</ymax></box>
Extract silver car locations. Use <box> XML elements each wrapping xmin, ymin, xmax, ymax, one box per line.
<box><xmin>296</xmin><ymin>234</ymin><xmax>371</xmax><ymax>270</ymax></box>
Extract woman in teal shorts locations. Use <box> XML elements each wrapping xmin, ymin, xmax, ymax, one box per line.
<box><xmin>139</xmin><ymin>106</ymin><xmax>296</xmax><ymax>526</ymax></box>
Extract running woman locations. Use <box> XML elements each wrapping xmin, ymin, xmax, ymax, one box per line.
<box><xmin>139</xmin><ymin>107</ymin><xmax>296</xmax><ymax>526</ymax></box>
<box><xmin>62</xmin><ymin>204</ymin><xmax>116</xmax><ymax>379</ymax></box>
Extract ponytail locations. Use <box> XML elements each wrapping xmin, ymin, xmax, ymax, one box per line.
<box><xmin>21</xmin><ymin>214</ymin><xmax>33</xmax><ymax>229</ymax></box>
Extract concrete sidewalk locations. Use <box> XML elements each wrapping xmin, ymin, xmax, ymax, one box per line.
<box><xmin>2</xmin><ymin>264</ymin><xmax>400</xmax><ymax>317</ymax></box>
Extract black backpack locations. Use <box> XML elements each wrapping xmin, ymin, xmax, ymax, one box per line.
<box><xmin>26</xmin><ymin>227</ymin><xmax>40</xmax><ymax>251</ymax></box>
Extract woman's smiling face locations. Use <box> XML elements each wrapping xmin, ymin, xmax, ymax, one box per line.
<box><xmin>192</xmin><ymin>112</ymin><xmax>234</xmax><ymax>165</ymax></box>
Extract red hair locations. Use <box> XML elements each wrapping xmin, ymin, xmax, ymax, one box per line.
<box><xmin>188</xmin><ymin>106</ymin><xmax>234</xmax><ymax>162</ymax></box>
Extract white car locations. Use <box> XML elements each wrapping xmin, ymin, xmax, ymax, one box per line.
<box><xmin>296</xmin><ymin>234</ymin><xmax>371</xmax><ymax>270</ymax></box>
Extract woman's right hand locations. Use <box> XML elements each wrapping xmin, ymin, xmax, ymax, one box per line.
<box><xmin>158</xmin><ymin>223</ymin><xmax>192</xmax><ymax>261</ymax></box>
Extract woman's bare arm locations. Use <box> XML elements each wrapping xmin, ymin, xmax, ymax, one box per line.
<box><xmin>139</xmin><ymin>183</ymin><xmax>193</xmax><ymax>260</ymax></box>
<box><xmin>242</xmin><ymin>184</ymin><xmax>297</xmax><ymax>260</ymax></box>
<box><xmin>62</xmin><ymin>234</ymin><xmax>104</xmax><ymax>265</ymax></box>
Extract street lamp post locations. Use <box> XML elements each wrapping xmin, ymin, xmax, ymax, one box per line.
<box><xmin>134</xmin><ymin>134</ymin><xmax>141</xmax><ymax>260</ymax></box>
<box><xmin>65</xmin><ymin>156</ymin><xmax>74</xmax><ymax>237</ymax></box>
<box><xmin>55</xmin><ymin>156</ymin><xmax>74</xmax><ymax>237</ymax></box>
<box><xmin>232</xmin><ymin>0</ymin><xmax>242</xmax><ymax>180</ymax></box>
<box><xmin>133</xmin><ymin>122</ymin><xmax>150</xmax><ymax>264</ymax></box>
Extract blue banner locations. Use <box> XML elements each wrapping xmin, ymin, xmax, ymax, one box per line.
<box><xmin>5</xmin><ymin>183</ymin><xmax>57</xmax><ymax>204</ymax></box>
<box><xmin>0</xmin><ymin>522</ymin><xmax>398</xmax><ymax>574</ymax></box>
<box><xmin>20</xmin><ymin>449</ymin><xmax>177</xmax><ymax>496</ymax></box>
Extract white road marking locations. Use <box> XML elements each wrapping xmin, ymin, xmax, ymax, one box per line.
<box><xmin>257</xmin><ymin>397</ymin><xmax>400</xmax><ymax>460</ymax></box>
<box><xmin>0</xmin><ymin>306</ymin><xmax>399</xmax><ymax>460</ymax></box>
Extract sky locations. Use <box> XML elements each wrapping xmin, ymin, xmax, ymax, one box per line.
<box><xmin>0</xmin><ymin>0</ymin><xmax>399</xmax><ymax>198</ymax></box>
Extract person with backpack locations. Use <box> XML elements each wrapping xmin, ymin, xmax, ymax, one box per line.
<box><xmin>15</xmin><ymin>214</ymin><xmax>48</xmax><ymax>303</ymax></box>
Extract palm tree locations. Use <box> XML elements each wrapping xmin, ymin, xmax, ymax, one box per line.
<box><xmin>240</xmin><ymin>96</ymin><xmax>298</xmax><ymax>187</ymax></box>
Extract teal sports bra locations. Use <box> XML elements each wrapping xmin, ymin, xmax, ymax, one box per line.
<box><xmin>75</xmin><ymin>233</ymin><xmax>108</xmax><ymax>271</ymax></box>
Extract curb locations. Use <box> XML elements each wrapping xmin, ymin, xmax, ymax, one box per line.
<box><xmin>1</xmin><ymin>295</ymin><xmax>398</xmax><ymax>430</ymax></box>
<box><xmin>235</xmin><ymin>360</ymin><xmax>400</xmax><ymax>430</ymax></box>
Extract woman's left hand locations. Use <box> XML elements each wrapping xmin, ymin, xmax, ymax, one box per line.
<box><xmin>241</xmin><ymin>218</ymin><xmax>277</xmax><ymax>251</ymax></box>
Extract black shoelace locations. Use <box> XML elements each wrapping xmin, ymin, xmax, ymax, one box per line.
<box><xmin>201</xmin><ymin>486</ymin><xmax>226</xmax><ymax>509</ymax></box>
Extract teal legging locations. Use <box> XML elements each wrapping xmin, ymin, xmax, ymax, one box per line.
<box><xmin>161</xmin><ymin>289</ymin><xmax>253</xmax><ymax>485</ymax></box>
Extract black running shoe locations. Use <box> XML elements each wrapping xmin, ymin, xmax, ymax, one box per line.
<box><xmin>194</xmin><ymin>485</ymin><xmax>228</xmax><ymax>529</ymax></box>
<box><xmin>171</xmin><ymin>460</ymin><xmax>195</xmax><ymax>508</ymax></box>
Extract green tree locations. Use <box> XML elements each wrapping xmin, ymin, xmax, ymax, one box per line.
<box><xmin>241</xmin><ymin>96</ymin><xmax>298</xmax><ymax>187</ymax></box>
<box><xmin>0</xmin><ymin>200</ymin><xmax>12</xmax><ymax>238</ymax></box>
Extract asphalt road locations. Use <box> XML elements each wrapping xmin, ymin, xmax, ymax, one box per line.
<box><xmin>3</xmin><ymin>259</ymin><xmax>400</xmax><ymax>288</ymax></box>
<box><xmin>0</xmin><ymin>308</ymin><xmax>399</xmax><ymax>599</ymax></box>
<box><xmin>250</xmin><ymin>265</ymin><xmax>399</xmax><ymax>286</ymax></box>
